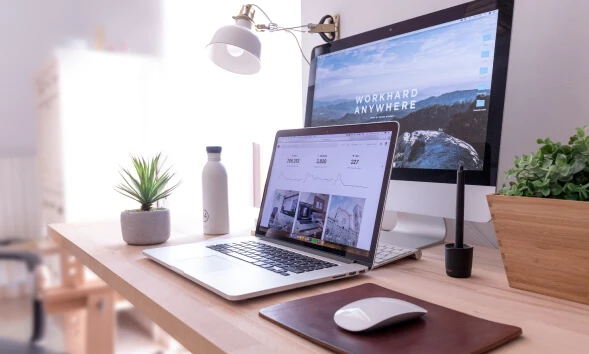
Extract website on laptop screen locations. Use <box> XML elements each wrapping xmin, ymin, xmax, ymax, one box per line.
<box><xmin>258</xmin><ymin>131</ymin><xmax>392</xmax><ymax>257</ymax></box>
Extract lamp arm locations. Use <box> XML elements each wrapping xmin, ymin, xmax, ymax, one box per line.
<box><xmin>243</xmin><ymin>4</ymin><xmax>312</xmax><ymax>64</ymax></box>
<box><xmin>248</xmin><ymin>4</ymin><xmax>276</xmax><ymax>27</ymax></box>
<box><xmin>245</xmin><ymin>4</ymin><xmax>339</xmax><ymax>41</ymax></box>
<box><xmin>285</xmin><ymin>30</ymin><xmax>310</xmax><ymax>65</ymax></box>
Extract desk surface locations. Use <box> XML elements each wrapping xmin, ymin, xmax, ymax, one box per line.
<box><xmin>48</xmin><ymin>222</ymin><xmax>589</xmax><ymax>353</ymax></box>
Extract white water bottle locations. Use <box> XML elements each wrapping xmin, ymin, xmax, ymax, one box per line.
<box><xmin>202</xmin><ymin>146</ymin><xmax>229</xmax><ymax>235</ymax></box>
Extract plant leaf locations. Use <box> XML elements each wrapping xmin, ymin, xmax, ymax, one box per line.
<box><xmin>540</xmin><ymin>145</ymin><xmax>553</xmax><ymax>154</ymax></box>
<box><xmin>558</xmin><ymin>164</ymin><xmax>571</xmax><ymax>177</ymax></box>
<box><xmin>555</xmin><ymin>153</ymin><xmax>567</xmax><ymax>167</ymax></box>
<box><xmin>541</xmin><ymin>159</ymin><xmax>553</xmax><ymax>169</ymax></box>
<box><xmin>551</xmin><ymin>184</ymin><xmax>564</xmax><ymax>196</ymax></box>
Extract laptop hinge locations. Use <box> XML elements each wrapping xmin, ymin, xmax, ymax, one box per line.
<box><xmin>358</xmin><ymin>260</ymin><xmax>374</xmax><ymax>269</ymax></box>
<box><xmin>257</xmin><ymin>236</ymin><xmax>354</xmax><ymax>264</ymax></box>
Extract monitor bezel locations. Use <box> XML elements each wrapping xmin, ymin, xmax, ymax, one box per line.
<box><xmin>255</xmin><ymin>121</ymin><xmax>400</xmax><ymax>268</ymax></box>
<box><xmin>304</xmin><ymin>0</ymin><xmax>514</xmax><ymax>186</ymax></box>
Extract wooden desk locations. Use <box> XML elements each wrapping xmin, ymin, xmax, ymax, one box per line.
<box><xmin>48</xmin><ymin>222</ymin><xmax>589</xmax><ymax>353</ymax></box>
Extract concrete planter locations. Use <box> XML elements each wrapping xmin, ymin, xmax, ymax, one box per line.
<box><xmin>120</xmin><ymin>208</ymin><xmax>170</xmax><ymax>245</ymax></box>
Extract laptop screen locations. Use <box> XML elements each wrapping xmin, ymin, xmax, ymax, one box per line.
<box><xmin>257</xmin><ymin>123</ymin><xmax>397</xmax><ymax>263</ymax></box>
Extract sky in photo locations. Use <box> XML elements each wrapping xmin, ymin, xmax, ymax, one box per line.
<box><xmin>327</xmin><ymin>195</ymin><xmax>365</xmax><ymax>219</ymax></box>
<box><xmin>313</xmin><ymin>11</ymin><xmax>498</xmax><ymax>101</ymax></box>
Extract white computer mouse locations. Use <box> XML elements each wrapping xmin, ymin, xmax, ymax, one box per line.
<box><xmin>333</xmin><ymin>297</ymin><xmax>427</xmax><ymax>332</ymax></box>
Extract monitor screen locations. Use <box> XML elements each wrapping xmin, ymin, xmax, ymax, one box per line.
<box><xmin>305</xmin><ymin>0</ymin><xmax>513</xmax><ymax>186</ymax></box>
<box><xmin>257</xmin><ymin>129</ymin><xmax>394</xmax><ymax>258</ymax></box>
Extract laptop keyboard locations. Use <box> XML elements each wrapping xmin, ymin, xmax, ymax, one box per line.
<box><xmin>207</xmin><ymin>241</ymin><xmax>338</xmax><ymax>276</ymax></box>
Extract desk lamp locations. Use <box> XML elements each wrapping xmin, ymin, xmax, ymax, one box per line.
<box><xmin>207</xmin><ymin>4</ymin><xmax>340</xmax><ymax>74</ymax></box>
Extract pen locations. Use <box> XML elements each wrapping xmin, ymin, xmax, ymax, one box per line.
<box><xmin>455</xmin><ymin>164</ymin><xmax>464</xmax><ymax>249</ymax></box>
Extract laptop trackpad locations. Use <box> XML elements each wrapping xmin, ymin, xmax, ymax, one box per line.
<box><xmin>174</xmin><ymin>256</ymin><xmax>238</xmax><ymax>274</ymax></box>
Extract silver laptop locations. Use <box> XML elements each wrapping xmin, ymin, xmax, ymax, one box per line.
<box><xmin>144</xmin><ymin>122</ymin><xmax>420</xmax><ymax>300</ymax></box>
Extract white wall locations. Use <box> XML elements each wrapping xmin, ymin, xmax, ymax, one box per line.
<box><xmin>301</xmin><ymin>0</ymin><xmax>589</xmax><ymax>247</ymax></box>
<box><xmin>1</xmin><ymin>0</ymin><xmax>78</xmax><ymax>155</ymax></box>
<box><xmin>0</xmin><ymin>0</ymin><xmax>162</xmax><ymax>156</ymax></box>
<box><xmin>76</xmin><ymin>0</ymin><xmax>162</xmax><ymax>55</ymax></box>
<box><xmin>1</xmin><ymin>1</ymin><xmax>301</xmax><ymax>238</ymax></box>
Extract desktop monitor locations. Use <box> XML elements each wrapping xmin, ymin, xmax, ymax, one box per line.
<box><xmin>304</xmin><ymin>0</ymin><xmax>513</xmax><ymax>249</ymax></box>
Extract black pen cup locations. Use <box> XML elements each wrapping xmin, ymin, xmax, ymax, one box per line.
<box><xmin>445</xmin><ymin>244</ymin><xmax>473</xmax><ymax>278</ymax></box>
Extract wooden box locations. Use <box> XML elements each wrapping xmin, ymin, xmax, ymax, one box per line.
<box><xmin>487</xmin><ymin>194</ymin><xmax>589</xmax><ymax>304</ymax></box>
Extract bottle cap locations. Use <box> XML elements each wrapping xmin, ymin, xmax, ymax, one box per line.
<box><xmin>206</xmin><ymin>146</ymin><xmax>222</xmax><ymax>153</ymax></box>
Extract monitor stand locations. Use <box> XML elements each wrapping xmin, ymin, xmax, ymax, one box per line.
<box><xmin>378</xmin><ymin>211</ymin><xmax>446</xmax><ymax>250</ymax></box>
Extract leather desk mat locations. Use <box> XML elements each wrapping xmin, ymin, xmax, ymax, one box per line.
<box><xmin>259</xmin><ymin>283</ymin><xmax>522</xmax><ymax>354</ymax></box>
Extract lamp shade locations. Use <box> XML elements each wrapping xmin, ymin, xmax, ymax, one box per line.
<box><xmin>206</xmin><ymin>19</ymin><xmax>261</xmax><ymax>75</ymax></box>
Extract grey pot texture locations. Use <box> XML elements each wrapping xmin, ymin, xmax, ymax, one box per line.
<box><xmin>120</xmin><ymin>208</ymin><xmax>171</xmax><ymax>245</ymax></box>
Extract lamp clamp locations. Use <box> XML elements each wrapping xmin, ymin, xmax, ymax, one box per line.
<box><xmin>307</xmin><ymin>14</ymin><xmax>340</xmax><ymax>41</ymax></box>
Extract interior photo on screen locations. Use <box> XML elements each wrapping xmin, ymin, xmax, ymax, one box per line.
<box><xmin>267</xmin><ymin>189</ymin><xmax>300</xmax><ymax>232</ymax></box>
<box><xmin>293</xmin><ymin>192</ymin><xmax>330</xmax><ymax>238</ymax></box>
<box><xmin>310</xmin><ymin>11</ymin><xmax>499</xmax><ymax>171</ymax></box>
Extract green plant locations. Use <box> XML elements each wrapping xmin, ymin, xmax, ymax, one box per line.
<box><xmin>115</xmin><ymin>153</ymin><xmax>181</xmax><ymax>211</ymax></box>
<box><xmin>498</xmin><ymin>126</ymin><xmax>589</xmax><ymax>200</ymax></box>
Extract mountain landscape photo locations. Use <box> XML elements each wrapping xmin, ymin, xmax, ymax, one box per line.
<box><xmin>311</xmin><ymin>90</ymin><xmax>490</xmax><ymax>170</ymax></box>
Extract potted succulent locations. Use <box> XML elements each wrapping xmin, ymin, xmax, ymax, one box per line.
<box><xmin>115</xmin><ymin>153</ymin><xmax>181</xmax><ymax>245</ymax></box>
<box><xmin>487</xmin><ymin>126</ymin><xmax>589</xmax><ymax>304</ymax></box>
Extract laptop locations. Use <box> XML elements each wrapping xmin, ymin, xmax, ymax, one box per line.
<box><xmin>143</xmin><ymin>122</ymin><xmax>420</xmax><ymax>300</ymax></box>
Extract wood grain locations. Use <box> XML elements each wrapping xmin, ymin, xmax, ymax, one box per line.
<box><xmin>48</xmin><ymin>220</ymin><xmax>589</xmax><ymax>353</ymax></box>
<box><xmin>87</xmin><ymin>289</ymin><xmax>116</xmax><ymax>354</ymax></box>
<box><xmin>487</xmin><ymin>194</ymin><xmax>589</xmax><ymax>304</ymax></box>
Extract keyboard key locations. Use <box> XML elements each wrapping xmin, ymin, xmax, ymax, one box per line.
<box><xmin>224</xmin><ymin>252</ymin><xmax>257</xmax><ymax>263</ymax></box>
<box><xmin>285</xmin><ymin>267</ymin><xmax>304</xmax><ymax>274</ymax></box>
